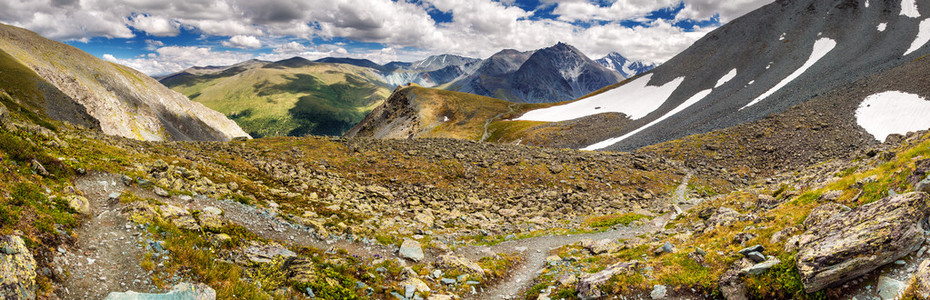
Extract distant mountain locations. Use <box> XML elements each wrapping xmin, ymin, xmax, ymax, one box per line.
<box><xmin>451</xmin><ymin>43</ymin><xmax>623</xmax><ymax>103</ymax></box>
<box><xmin>314</xmin><ymin>57</ymin><xmax>389</xmax><ymax>72</ymax></box>
<box><xmin>596</xmin><ymin>52</ymin><xmax>656</xmax><ymax>78</ymax></box>
<box><xmin>0</xmin><ymin>23</ymin><xmax>248</xmax><ymax>141</ymax></box>
<box><xmin>160</xmin><ymin>57</ymin><xmax>390</xmax><ymax>137</ymax></box>
<box><xmin>381</xmin><ymin>54</ymin><xmax>481</xmax><ymax>87</ymax></box>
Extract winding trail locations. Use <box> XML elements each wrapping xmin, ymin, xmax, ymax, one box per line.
<box><xmin>481</xmin><ymin>104</ymin><xmax>517</xmax><ymax>142</ymax></box>
<box><xmin>467</xmin><ymin>168</ymin><xmax>695</xmax><ymax>299</ymax></box>
<box><xmin>66</xmin><ymin>169</ymin><xmax>694</xmax><ymax>299</ymax></box>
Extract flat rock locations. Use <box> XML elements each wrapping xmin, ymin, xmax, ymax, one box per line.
<box><xmin>876</xmin><ymin>276</ymin><xmax>906</xmax><ymax>300</ymax></box>
<box><xmin>103</xmin><ymin>282</ymin><xmax>216</xmax><ymax>300</ymax></box>
<box><xmin>740</xmin><ymin>257</ymin><xmax>781</xmax><ymax>276</ymax></box>
<box><xmin>576</xmin><ymin>261</ymin><xmax>638</xmax><ymax>300</ymax></box>
<box><xmin>242</xmin><ymin>243</ymin><xmax>296</xmax><ymax>264</ymax></box>
<box><xmin>435</xmin><ymin>254</ymin><xmax>485</xmax><ymax>279</ymax></box>
<box><xmin>0</xmin><ymin>235</ymin><xmax>36</xmax><ymax>300</ymax></box>
<box><xmin>796</xmin><ymin>192</ymin><xmax>930</xmax><ymax>293</ymax></box>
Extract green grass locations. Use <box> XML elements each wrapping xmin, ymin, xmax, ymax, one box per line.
<box><xmin>162</xmin><ymin>61</ymin><xmax>389</xmax><ymax>137</ymax></box>
<box><xmin>586</xmin><ymin>213</ymin><xmax>649</xmax><ymax>229</ymax></box>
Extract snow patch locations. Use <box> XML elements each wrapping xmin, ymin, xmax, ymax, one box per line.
<box><xmin>516</xmin><ymin>74</ymin><xmax>684</xmax><ymax>122</ymax></box>
<box><xmin>716</xmin><ymin>69</ymin><xmax>738</xmax><ymax>89</ymax></box>
<box><xmin>443</xmin><ymin>116</ymin><xmax>450</xmax><ymax>122</ymax></box>
<box><xmin>779</xmin><ymin>33</ymin><xmax>786</xmax><ymax>41</ymax></box>
<box><xmin>878</xmin><ymin>23</ymin><xmax>887</xmax><ymax>32</ymax></box>
<box><xmin>866</xmin><ymin>0</ymin><xmax>870</xmax><ymax>7</ymax></box>
<box><xmin>743</xmin><ymin>38</ymin><xmax>837</xmax><ymax>109</ymax></box>
<box><xmin>583</xmin><ymin>70</ymin><xmax>738</xmax><ymax>150</ymax></box>
<box><xmin>856</xmin><ymin>91</ymin><xmax>930</xmax><ymax>141</ymax></box>
<box><xmin>905</xmin><ymin>19</ymin><xmax>930</xmax><ymax>55</ymax></box>
<box><xmin>901</xmin><ymin>0</ymin><xmax>921</xmax><ymax>18</ymax></box>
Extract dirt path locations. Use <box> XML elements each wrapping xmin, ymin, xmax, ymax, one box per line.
<box><xmin>58</xmin><ymin>172</ymin><xmax>160</xmax><ymax>299</ymax></box>
<box><xmin>467</xmin><ymin>169</ymin><xmax>695</xmax><ymax>299</ymax></box>
<box><xmin>481</xmin><ymin>104</ymin><xmax>517</xmax><ymax>142</ymax></box>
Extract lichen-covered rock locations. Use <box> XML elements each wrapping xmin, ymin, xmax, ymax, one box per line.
<box><xmin>121</xmin><ymin>202</ymin><xmax>160</xmax><ymax>224</ymax></box>
<box><xmin>242</xmin><ymin>243</ymin><xmax>296</xmax><ymax>264</ymax></box>
<box><xmin>159</xmin><ymin>205</ymin><xmax>201</xmax><ymax>231</ymax></box>
<box><xmin>0</xmin><ymin>235</ymin><xmax>37</xmax><ymax>300</ymax></box>
<box><xmin>802</xmin><ymin>202</ymin><xmax>849</xmax><ymax>229</ymax></box>
<box><xmin>65</xmin><ymin>195</ymin><xmax>90</xmax><ymax>215</ymax></box>
<box><xmin>796</xmin><ymin>192</ymin><xmax>930</xmax><ymax>293</ymax></box>
<box><xmin>435</xmin><ymin>254</ymin><xmax>485</xmax><ymax>279</ymax></box>
<box><xmin>286</xmin><ymin>258</ymin><xmax>318</xmax><ymax>284</ymax></box>
<box><xmin>912</xmin><ymin>259</ymin><xmax>930</xmax><ymax>299</ymax></box>
<box><xmin>576</xmin><ymin>261</ymin><xmax>638</xmax><ymax>299</ymax></box>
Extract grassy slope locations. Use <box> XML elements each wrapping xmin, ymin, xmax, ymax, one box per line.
<box><xmin>163</xmin><ymin>62</ymin><xmax>390</xmax><ymax>138</ymax></box>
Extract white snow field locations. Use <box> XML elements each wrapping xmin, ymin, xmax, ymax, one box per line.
<box><xmin>856</xmin><ymin>91</ymin><xmax>930</xmax><ymax>142</ymax></box>
<box><xmin>877</xmin><ymin>23</ymin><xmax>887</xmax><ymax>32</ymax></box>
<box><xmin>906</xmin><ymin>19</ymin><xmax>930</xmax><ymax>55</ymax></box>
<box><xmin>516</xmin><ymin>74</ymin><xmax>684</xmax><ymax>122</ymax></box>
<box><xmin>582</xmin><ymin>69</ymin><xmax>739</xmax><ymax>150</ymax></box>
<box><xmin>742</xmin><ymin>38</ymin><xmax>837</xmax><ymax>109</ymax></box>
<box><xmin>901</xmin><ymin>0</ymin><xmax>921</xmax><ymax>18</ymax></box>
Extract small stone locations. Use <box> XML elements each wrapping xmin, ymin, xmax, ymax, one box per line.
<box><xmin>65</xmin><ymin>195</ymin><xmax>90</xmax><ymax>215</ymax></box>
<box><xmin>738</xmin><ymin>245</ymin><xmax>764</xmax><ymax>256</ymax></box>
<box><xmin>654</xmin><ymin>241</ymin><xmax>675</xmax><ymax>255</ymax></box>
<box><xmin>154</xmin><ymin>187</ymin><xmax>170</xmax><ymax>197</ymax></box>
<box><xmin>441</xmin><ymin>278</ymin><xmax>456</xmax><ymax>285</ymax></box>
<box><xmin>745</xmin><ymin>251</ymin><xmax>766</xmax><ymax>263</ymax></box>
<box><xmin>740</xmin><ymin>257</ymin><xmax>782</xmax><ymax>276</ymax></box>
<box><xmin>650</xmin><ymin>285</ymin><xmax>667</xmax><ymax>299</ymax></box>
<box><xmin>108</xmin><ymin>192</ymin><xmax>122</xmax><ymax>201</ymax></box>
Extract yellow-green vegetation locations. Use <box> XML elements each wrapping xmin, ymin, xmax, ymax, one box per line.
<box><xmin>585</xmin><ymin>213</ymin><xmax>650</xmax><ymax>229</ymax></box>
<box><xmin>480</xmin><ymin>252</ymin><xmax>524</xmax><ymax>280</ymax></box>
<box><xmin>402</xmin><ymin>86</ymin><xmax>516</xmax><ymax>140</ymax></box>
<box><xmin>588</xmin><ymin>132</ymin><xmax>930</xmax><ymax>298</ymax></box>
<box><xmin>161</xmin><ymin>59</ymin><xmax>390</xmax><ymax>137</ymax></box>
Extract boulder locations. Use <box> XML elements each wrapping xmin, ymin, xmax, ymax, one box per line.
<box><xmin>399</xmin><ymin>239</ymin><xmax>424</xmax><ymax>262</ymax></box>
<box><xmin>0</xmin><ymin>236</ymin><xmax>37</xmax><ymax>300</ymax></box>
<box><xmin>802</xmin><ymin>202</ymin><xmax>849</xmax><ymax>229</ymax></box>
<box><xmin>917</xmin><ymin>177</ymin><xmax>930</xmax><ymax>194</ymax></box>
<box><xmin>582</xmin><ymin>239</ymin><xmax>619</xmax><ymax>255</ymax></box>
<box><xmin>103</xmin><ymin>282</ymin><xmax>215</xmax><ymax>300</ymax></box>
<box><xmin>912</xmin><ymin>259</ymin><xmax>930</xmax><ymax>298</ymax></box>
<box><xmin>65</xmin><ymin>195</ymin><xmax>90</xmax><ymax>215</ymax></box>
<box><xmin>399</xmin><ymin>277</ymin><xmax>430</xmax><ymax>295</ymax></box>
<box><xmin>740</xmin><ymin>257</ymin><xmax>781</xmax><ymax>276</ymax></box>
<box><xmin>287</xmin><ymin>258</ymin><xmax>318</xmax><ymax>284</ymax></box>
<box><xmin>197</xmin><ymin>212</ymin><xmax>226</xmax><ymax>232</ymax></box>
<box><xmin>796</xmin><ymin>192</ymin><xmax>930</xmax><ymax>293</ymax></box>
<box><xmin>576</xmin><ymin>261</ymin><xmax>638</xmax><ymax>300</ymax></box>
<box><xmin>159</xmin><ymin>205</ymin><xmax>200</xmax><ymax>231</ymax></box>
<box><xmin>435</xmin><ymin>254</ymin><xmax>485</xmax><ymax>279</ymax></box>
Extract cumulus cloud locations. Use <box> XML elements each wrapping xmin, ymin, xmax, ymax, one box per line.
<box><xmin>222</xmin><ymin>35</ymin><xmax>262</xmax><ymax>49</ymax></box>
<box><xmin>129</xmin><ymin>14</ymin><xmax>180</xmax><ymax>36</ymax></box>
<box><xmin>1</xmin><ymin>0</ymin><xmax>772</xmax><ymax>74</ymax></box>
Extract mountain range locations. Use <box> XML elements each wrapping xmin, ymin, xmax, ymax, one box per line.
<box><xmin>160</xmin><ymin>43</ymin><xmax>651</xmax><ymax>137</ymax></box>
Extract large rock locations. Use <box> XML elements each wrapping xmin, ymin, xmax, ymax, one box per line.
<box><xmin>802</xmin><ymin>202</ymin><xmax>849</xmax><ymax>229</ymax></box>
<box><xmin>65</xmin><ymin>195</ymin><xmax>90</xmax><ymax>215</ymax></box>
<box><xmin>796</xmin><ymin>192</ymin><xmax>930</xmax><ymax>293</ymax></box>
<box><xmin>435</xmin><ymin>254</ymin><xmax>485</xmax><ymax>279</ymax></box>
<box><xmin>576</xmin><ymin>261</ymin><xmax>638</xmax><ymax>299</ymax></box>
<box><xmin>399</xmin><ymin>239</ymin><xmax>424</xmax><ymax>262</ymax></box>
<box><xmin>0</xmin><ymin>236</ymin><xmax>36</xmax><ymax>300</ymax></box>
<box><xmin>242</xmin><ymin>243</ymin><xmax>296</xmax><ymax>264</ymax></box>
<box><xmin>159</xmin><ymin>205</ymin><xmax>201</xmax><ymax>231</ymax></box>
<box><xmin>103</xmin><ymin>282</ymin><xmax>216</xmax><ymax>300</ymax></box>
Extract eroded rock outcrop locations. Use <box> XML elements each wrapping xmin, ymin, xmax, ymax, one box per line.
<box><xmin>796</xmin><ymin>192</ymin><xmax>930</xmax><ymax>292</ymax></box>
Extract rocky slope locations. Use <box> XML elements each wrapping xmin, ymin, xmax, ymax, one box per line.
<box><xmin>0</xmin><ymin>23</ymin><xmax>248</xmax><ymax>142</ymax></box>
<box><xmin>160</xmin><ymin>57</ymin><xmax>391</xmax><ymax>137</ymax></box>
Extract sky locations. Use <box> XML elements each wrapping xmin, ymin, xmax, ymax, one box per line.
<box><xmin>0</xmin><ymin>0</ymin><xmax>772</xmax><ymax>75</ymax></box>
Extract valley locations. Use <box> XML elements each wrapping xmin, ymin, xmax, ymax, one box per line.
<box><xmin>1</xmin><ymin>0</ymin><xmax>930</xmax><ymax>299</ymax></box>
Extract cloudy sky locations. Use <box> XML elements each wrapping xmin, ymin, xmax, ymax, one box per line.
<box><xmin>0</xmin><ymin>0</ymin><xmax>771</xmax><ymax>75</ymax></box>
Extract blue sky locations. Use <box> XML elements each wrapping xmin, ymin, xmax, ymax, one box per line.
<box><xmin>0</xmin><ymin>0</ymin><xmax>771</xmax><ymax>75</ymax></box>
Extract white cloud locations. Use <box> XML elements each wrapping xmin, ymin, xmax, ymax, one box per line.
<box><xmin>129</xmin><ymin>14</ymin><xmax>180</xmax><ymax>36</ymax></box>
<box><xmin>677</xmin><ymin>0</ymin><xmax>773</xmax><ymax>22</ymax></box>
<box><xmin>222</xmin><ymin>35</ymin><xmax>262</xmax><ymax>49</ymax></box>
<box><xmin>103</xmin><ymin>46</ymin><xmax>253</xmax><ymax>75</ymax></box>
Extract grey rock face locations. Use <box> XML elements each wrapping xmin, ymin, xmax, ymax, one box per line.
<box><xmin>796</xmin><ymin>192</ymin><xmax>930</xmax><ymax>293</ymax></box>
<box><xmin>0</xmin><ymin>235</ymin><xmax>36</xmax><ymax>300</ymax></box>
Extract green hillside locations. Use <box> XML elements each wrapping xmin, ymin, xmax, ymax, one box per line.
<box><xmin>161</xmin><ymin>58</ymin><xmax>391</xmax><ymax>137</ymax></box>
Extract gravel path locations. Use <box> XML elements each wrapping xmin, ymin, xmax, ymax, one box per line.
<box><xmin>59</xmin><ymin>172</ymin><xmax>161</xmax><ymax>299</ymax></box>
